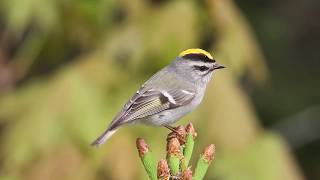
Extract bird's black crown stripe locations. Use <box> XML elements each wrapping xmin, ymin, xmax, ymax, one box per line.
<box><xmin>182</xmin><ymin>53</ymin><xmax>215</xmax><ymax>63</ymax></box>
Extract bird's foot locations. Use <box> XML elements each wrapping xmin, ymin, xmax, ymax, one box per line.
<box><xmin>164</xmin><ymin>125</ymin><xmax>186</xmax><ymax>145</ymax></box>
<box><xmin>164</xmin><ymin>125</ymin><xmax>179</xmax><ymax>133</ymax></box>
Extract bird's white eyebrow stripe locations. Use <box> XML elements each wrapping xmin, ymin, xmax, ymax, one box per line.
<box><xmin>181</xmin><ymin>90</ymin><xmax>195</xmax><ymax>95</ymax></box>
<box><xmin>161</xmin><ymin>91</ymin><xmax>176</xmax><ymax>104</ymax></box>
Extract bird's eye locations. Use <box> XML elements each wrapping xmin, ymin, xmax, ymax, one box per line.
<box><xmin>194</xmin><ymin>65</ymin><xmax>209</xmax><ymax>72</ymax></box>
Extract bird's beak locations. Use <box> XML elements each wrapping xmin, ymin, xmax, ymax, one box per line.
<box><xmin>212</xmin><ymin>62</ymin><xmax>225</xmax><ymax>70</ymax></box>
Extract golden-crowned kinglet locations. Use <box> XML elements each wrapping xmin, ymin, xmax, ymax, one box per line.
<box><xmin>91</xmin><ymin>48</ymin><xmax>225</xmax><ymax>146</ymax></box>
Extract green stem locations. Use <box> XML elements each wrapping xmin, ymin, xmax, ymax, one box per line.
<box><xmin>166</xmin><ymin>137</ymin><xmax>181</xmax><ymax>176</ymax></box>
<box><xmin>136</xmin><ymin>138</ymin><xmax>157</xmax><ymax>180</ymax></box>
<box><xmin>167</xmin><ymin>155</ymin><xmax>180</xmax><ymax>175</ymax></box>
<box><xmin>183</xmin><ymin>134</ymin><xmax>194</xmax><ymax>166</ymax></box>
<box><xmin>193</xmin><ymin>144</ymin><xmax>215</xmax><ymax>180</ymax></box>
<box><xmin>141</xmin><ymin>153</ymin><xmax>157</xmax><ymax>180</ymax></box>
<box><xmin>193</xmin><ymin>156</ymin><xmax>209</xmax><ymax>180</ymax></box>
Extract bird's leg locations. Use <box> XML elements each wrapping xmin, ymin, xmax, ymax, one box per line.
<box><xmin>164</xmin><ymin>125</ymin><xmax>186</xmax><ymax>144</ymax></box>
<box><xmin>164</xmin><ymin>125</ymin><xmax>180</xmax><ymax>134</ymax></box>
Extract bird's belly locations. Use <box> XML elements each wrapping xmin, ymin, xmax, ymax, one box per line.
<box><xmin>142</xmin><ymin>96</ymin><xmax>202</xmax><ymax>126</ymax></box>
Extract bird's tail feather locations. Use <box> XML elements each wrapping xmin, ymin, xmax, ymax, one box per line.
<box><xmin>91</xmin><ymin>128</ymin><xmax>118</xmax><ymax>147</ymax></box>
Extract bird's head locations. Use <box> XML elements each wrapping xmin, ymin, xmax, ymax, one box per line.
<box><xmin>172</xmin><ymin>48</ymin><xmax>225</xmax><ymax>83</ymax></box>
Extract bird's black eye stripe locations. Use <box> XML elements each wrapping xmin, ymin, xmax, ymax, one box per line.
<box><xmin>194</xmin><ymin>65</ymin><xmax>209</xmax><ymax>72</ymax></box>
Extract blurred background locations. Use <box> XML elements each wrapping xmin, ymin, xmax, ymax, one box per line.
<box><xmin>0</xmin><ymin>0</ymin><xmax>319</xmax><ymax>179</ymax></box>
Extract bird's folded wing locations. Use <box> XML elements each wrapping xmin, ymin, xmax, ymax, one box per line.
<box><xmin>121</xmin><ymin>88</ymin><xmax>195</xmax><ymax>122</ymax></box>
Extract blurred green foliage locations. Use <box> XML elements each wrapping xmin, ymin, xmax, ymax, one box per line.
<box><xmin>0</xmin><ymin>0</ymin><xmax>306</xmax><ymax>179</ymax></box>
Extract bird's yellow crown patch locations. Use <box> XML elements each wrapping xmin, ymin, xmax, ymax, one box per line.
<box><xmin>179</xmin><ymin>48</ymin><xmax>213</xmax><ymax>60</ymax></box>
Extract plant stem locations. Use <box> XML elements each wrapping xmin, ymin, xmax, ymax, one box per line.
<box><xmin>136</xmin><ymin>138</ymin><xmax>157</xmax><ymax>180</ymax></box>
<box><xmin>166</xmin><ymin>137</ymin><xmax>181</xmax><ymax>176</ymax></box>
<box><xmin>184</xmin><ymin>123</ymin><xmax>197</xmax><ymax>167</ymax></box>
<box><xmin>193</xmin><ymin>144</ymin><xmax>215</xmax><ymax>180</ymax></box>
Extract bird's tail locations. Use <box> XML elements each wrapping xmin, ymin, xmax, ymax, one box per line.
<box><xmin>91</xmin><ymin>128</ymin><xmax>118</xmax><ymax>147</ymax></box>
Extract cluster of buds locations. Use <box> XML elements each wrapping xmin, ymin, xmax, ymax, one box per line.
<box><xmin>136</xmin><ymin>123</ymin><xmax>215</xmax><ymax>180</ymax></box>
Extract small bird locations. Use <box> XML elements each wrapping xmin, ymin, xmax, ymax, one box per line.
<box><xmin>91</xmin><ymin>48</ymin><xmax>225</xmax><ymax>146</ymax></box>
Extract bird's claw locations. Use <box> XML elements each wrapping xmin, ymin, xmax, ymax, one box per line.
<box><xmin>165</xmin><ymin>125</ymin><xmax>186</xmax><ymax>145</ymax></box>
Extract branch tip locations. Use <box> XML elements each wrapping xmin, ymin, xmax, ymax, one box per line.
<box><xmin>157</xmin><ymin>159</ymin><xmax>170</xmax><ymax>180</ymax></box>
<box><xmin>136</xmin><ymin>138</ymin><xmax>149</xmax><ymax>157</ymax></box>
<box><xmin>167</xmin><ymin>137</ymin><xmax>181</xmax><ymax>156</ymax></box>
<box><xmin>186</xmin><ymin>122</ymin><xmax>197</xmax><ymax>139</ymax></box>
<box><xmin>203</xmin><ymin>144</ymin><xmax>215</xmax><ymax>163</ymax></box>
